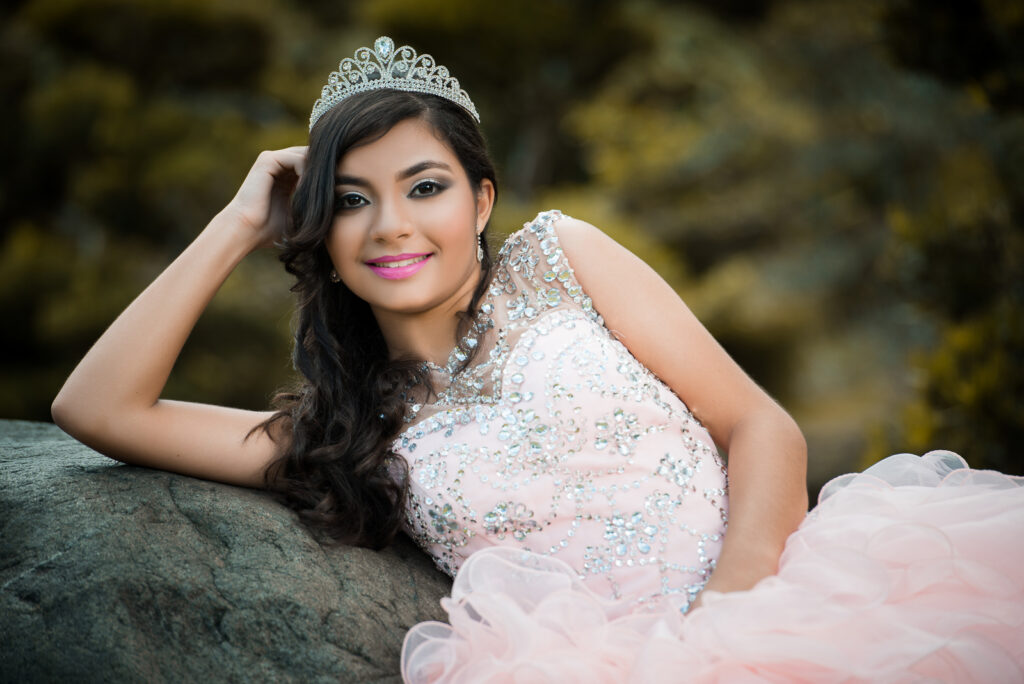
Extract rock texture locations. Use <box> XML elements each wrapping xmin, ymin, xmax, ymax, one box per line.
<box><xmin>0</xmin><ymin>420</ymin><xmax>452</xmax><ymax>683</ymax></box>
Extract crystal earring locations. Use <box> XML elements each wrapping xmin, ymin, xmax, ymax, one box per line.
<box><xmin>329</xmin><ymin>269</ymin><xmax>341</xmax><ymax>283</ymax></box>
<box><xmin>476</xmin><ymin>231</ymin><xmax>484</xmax><ymax>263</ymax></box>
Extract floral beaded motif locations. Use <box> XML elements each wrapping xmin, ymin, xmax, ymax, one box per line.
<box><xmin>395</xmin><ymin>210</ymin><xmax>729</xmax><ymax>610</ymax></box>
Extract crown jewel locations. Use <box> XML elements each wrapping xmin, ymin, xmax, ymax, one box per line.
<box><xmin>309</xmin><ymin>36</ymin><xmax>480</xmax><ymax>130</ymax></box>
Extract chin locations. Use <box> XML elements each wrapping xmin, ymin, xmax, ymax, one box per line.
<box><xmin>374</xmin><ymin>294</ymin><xmax>448</xmax><ymax>316</ymax></box>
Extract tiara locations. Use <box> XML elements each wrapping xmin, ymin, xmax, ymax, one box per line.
<box><xmin>309</xmin><ymin>36</ymin><xmax>480</xmax><ymax>130</ymax></box>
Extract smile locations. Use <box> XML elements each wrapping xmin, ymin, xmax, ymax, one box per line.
<box><xmin>365</xmin><ymin>253</ymin><xmax>433</xmax><ymax>280</ymax></box>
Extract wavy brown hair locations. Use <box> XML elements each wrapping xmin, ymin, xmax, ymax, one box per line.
<box><xmin>258</xmin><ymin>90</ymin><xmax>498</xmax><ymax>548</ymax></box>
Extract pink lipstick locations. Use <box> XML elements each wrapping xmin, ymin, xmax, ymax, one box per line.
<box><xmin>365</xmin><ymin>252</ymin><xmax>433</xmax><ymax>280</ymax></box>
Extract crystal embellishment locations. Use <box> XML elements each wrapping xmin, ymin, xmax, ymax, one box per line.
<box><xmin>374</xmin><ymin>36</ymin><xmax>393</xmax><ymax>59</ymax></box>
<box><xmin>395</xmin><ymin>211</ymin><xmax>729</xmax><ymax>602</ymax></box>
<box><xmin>309</xmin><ymin>35</ymin><xmax>480</xmax><ymax>129</ymax></box>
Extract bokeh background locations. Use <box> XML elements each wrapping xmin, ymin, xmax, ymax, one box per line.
<box><xmin>3</xmin><ymin>0</ymin><xmax>1022</xmax><ymax>497</ymax></box>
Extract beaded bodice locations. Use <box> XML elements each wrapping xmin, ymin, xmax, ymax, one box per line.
<box><xmin>395</xmin><ymin>210</ymin><xmax>729</xmax><ymax>610</ymax></box>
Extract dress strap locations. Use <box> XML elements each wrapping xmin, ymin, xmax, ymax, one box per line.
<box><xmin>492</xmin><ymin>209</ymin><xmax>603</xmax><ymax>328</ymax></box>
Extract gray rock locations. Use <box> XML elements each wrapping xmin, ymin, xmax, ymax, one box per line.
<box><xmin>0</xmin><ymin>420</ymin><xmax>453</xmax><ymax>683</ymax></box>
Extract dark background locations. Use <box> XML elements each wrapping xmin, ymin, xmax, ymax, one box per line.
<box><xmin>3</xmin><ymin>0</ymin><xmax>1021</xmax><ymax>495</ymax></box>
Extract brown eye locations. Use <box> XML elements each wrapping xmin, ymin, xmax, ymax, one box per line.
<box><xmin>334</xmin><ymin>193</ymin><xmax>368</xmax><ymax>211</ymax></box>
<box><xmin>411</xmin><ymin>180</ymin><xmax>445</xmax><ymax>197</ymax></box>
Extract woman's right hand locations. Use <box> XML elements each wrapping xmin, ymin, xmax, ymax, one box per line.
<box><xmin>219</xmin><ymin>146</ymin><xmax>308</xmax><ymax>251</ymax></box>
<box><xmin>51</xmin><ymin>147</ymin><xmax>310</xmax><ymax>487</ymax></box>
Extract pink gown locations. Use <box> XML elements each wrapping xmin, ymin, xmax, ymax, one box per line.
<box><xmin>396</xmin><ymin>210</ymin><xmax>1024</xmax><ymax>683</ymax></box>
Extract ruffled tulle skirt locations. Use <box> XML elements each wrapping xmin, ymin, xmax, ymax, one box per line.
<box><xmin>402</xmin><ymin>452</ymin><xmax>1024</xmax><ymax>683</ymax></box>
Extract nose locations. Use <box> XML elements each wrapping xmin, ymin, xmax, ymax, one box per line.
<box><xmin>369</xmin><ymin>194</ymin><xmax>413</xmax><ymax>243</ymax></box>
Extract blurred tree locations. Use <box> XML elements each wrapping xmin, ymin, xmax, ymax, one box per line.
<box><xmin>560</xmin><ymin>0</ymin><xmax>1023</xmax><ymax>485</ymax></box>
<box><xmin>2</xmin><ymin>0</ymin><xmax>313</xmax><ymax>419</ymax></box>
<box><xmin>873</xmin><ymin>0</ymin><xmax>1024</xmax><ymax>472</ymax></box>
<box><xmin>883</xmin><ymin>0</ymin><xmax>1024</xmax><ymax>113</ymax></box>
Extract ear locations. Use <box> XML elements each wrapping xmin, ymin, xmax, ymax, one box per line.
<box><xmin>474</xmin><ymin>179</ymin><xmax>496</xmax><ymax>233</ymax></box>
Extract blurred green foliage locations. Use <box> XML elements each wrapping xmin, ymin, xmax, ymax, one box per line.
<box><xmin>2</xmin><ymin>0</ymin><xmax>1021</xmax><ymax>490</ymax></box>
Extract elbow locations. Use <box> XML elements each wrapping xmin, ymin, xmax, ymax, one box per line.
<box><xmin>51</xmin><ymin>389</ymin><xmax>82</xmax><ymax>439</ymax></box>
<box><xmin>774</xmin><ymin>405</ymin><xmax>808</xmax><ymax>467</ymax></box>
<box><xmin>730</xmin><ymin>403</ymin><xmax>807</xmax><ymax>460</ymax></box>
<box><xmin>781</xmin><ymin>410</ymin><xmax>808</xmax><ymax>461</ymax></box>
<box><xmin>780</xmin><ymin>412</ymin><xmax>810</xmax><ymax>511</ymax></box>
<box><xmin>51</xmin><ymin>388</ymin><xmax>72</xmax><ymax>431</ymax></box>
<box><xmin>728</xmin><ymin>404</ymin><xmax>809</xmax><ymax>506</ymax></box>
<box><xmin>51</xmin><ymin>385</ymin><xmax>101</xmax><ymax>444</ymax></box>
<box><xmin>761</xmin><ymin>403</ymin><xmax>807</xmax><ymax>462</ymax></box>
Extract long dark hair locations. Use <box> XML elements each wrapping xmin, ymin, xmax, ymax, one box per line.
<box><xmin>258</xmin><ymin>89</ymin><xmax>498</xmax><ymax>548</ymax></box>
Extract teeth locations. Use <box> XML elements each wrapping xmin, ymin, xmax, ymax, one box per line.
<box><xmin>371</xmin><ymin>255</ymin><xmax>429</xmax><ymax>268</ymax></box>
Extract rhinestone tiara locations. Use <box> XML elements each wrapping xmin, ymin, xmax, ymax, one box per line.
<box><xmin>308</xmin><ymin>36</ymin><xmax>480</xmax><ymax>130</ymax></box>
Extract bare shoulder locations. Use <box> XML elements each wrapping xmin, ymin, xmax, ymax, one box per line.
<box><xmin>550</xmin><ymin>214</ymin><xmax>606</xmax><ymax>251</ymax></box>
<box><xmin>551</xmin><ymin>214</ymin><xmax>600</xmax><ymax>234</ymax></box>
<box><xmin>549</xmin><ymin>213</ymin><xmax>652</xmax><ymax>305</ymax></box>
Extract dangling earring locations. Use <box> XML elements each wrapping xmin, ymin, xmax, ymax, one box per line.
<box><xmin>476</xmin><ymin>231</ymin><xmax>484</xmax><ymax>263</ymax></box>
<box><xmin>329</xmin><ymin>269</ymin><xmax>341</xmax><ymax>283</ymax></box>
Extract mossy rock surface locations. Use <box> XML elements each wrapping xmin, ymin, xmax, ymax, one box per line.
<box><xmin>0</xmin><ymin>420</ymin><xmax>452</xmax><ymax>683</ymax></box>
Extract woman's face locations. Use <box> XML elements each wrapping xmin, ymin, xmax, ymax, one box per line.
<box><xmin>327</xmin><ymin>117</ymin><xmax>494</xmax><ymax>321</ymax></box>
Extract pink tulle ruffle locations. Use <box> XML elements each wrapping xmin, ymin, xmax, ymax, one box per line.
<box><xmin>402</xmin><ymin>452</ymin><xmax>1024</xmax><ymax>683</ymax></box>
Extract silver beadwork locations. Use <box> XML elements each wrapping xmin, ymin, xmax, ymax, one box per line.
<box><xmin>395</xmin><ymin>211</ymin><xmax>729</xmax><ymax>607</ymax></box>
<box><xmin>309</xmin><ymin>36</ymin><xmax>480</xmax><ymax>130</ymax></box>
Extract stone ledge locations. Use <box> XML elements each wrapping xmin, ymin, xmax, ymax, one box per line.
<box><xmin>0</xmin><ymin>420</ymin><xmax>451</xmax><ymax>683</ymax></box>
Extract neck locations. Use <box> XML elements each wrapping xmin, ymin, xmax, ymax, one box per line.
<box><xmin>373</xmin><ymin>272</ymin><xmax>481</xmax><ymax>366</ymax></box>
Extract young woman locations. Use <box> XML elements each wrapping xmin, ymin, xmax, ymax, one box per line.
<box><xmin>53</xmin><ymin>37</ymin><xmax>1024</xmax><ymax>682</ymax></box>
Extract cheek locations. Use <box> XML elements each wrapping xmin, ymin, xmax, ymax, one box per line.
<box><xmin>436</xmin><ymin>221</ymin><xmax>475</xmax><ymax>261</ymax></box>
<box><xmin>429</xmin><ymin>191</ymin><xmax>479</xmax><ymax>241</ymax></box>
<box><xmin>325</xmin><ymin>223</ymin><xmax>359</xmax><ymax>270</ymax></box>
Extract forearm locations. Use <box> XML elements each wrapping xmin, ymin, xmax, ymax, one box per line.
<box><xmin>708</xmin><ymin>408</ymin><xmax>808</xmax><ymax>591</ymax></box>
<box><xmin>52</xmin><ymin>212</ymin><xmax>257</xmax><ymax>437</ymax></box>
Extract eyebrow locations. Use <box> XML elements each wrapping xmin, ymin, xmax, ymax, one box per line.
<box><xmin>334</xmin><ymin>160</ymin><xmax>453</xmax><ymax>187</ymax></box>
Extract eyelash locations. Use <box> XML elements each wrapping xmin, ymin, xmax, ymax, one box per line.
<box><xmin>334</xmin><ymin>179</ymin><xmax>447</xmax><ymax>212</ymax></box>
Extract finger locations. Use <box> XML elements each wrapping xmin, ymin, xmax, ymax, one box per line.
<box><xmin>256</xmin><ymin>147</ymin><xmax>305</xmax><ymax>168</ymax></box>
<box><xmin>275</xmin><ymin>148</ymin><xmax>308</xmax><ymax>178</ymax></box>
<box><xmin>286</xmin><ymin>150</ymin><xmax>307</xmax><ymax>179</ymax></box>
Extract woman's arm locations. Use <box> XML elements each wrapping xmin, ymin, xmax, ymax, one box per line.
<box><xmin>51</xmin><ymin>147</ymin><xmax>308</xmax><ymax>488</ymax></box>
<box><xmin>554</xmin><ymin>216</ymin><xmax>808</xmax><ymax>597</ymax></box>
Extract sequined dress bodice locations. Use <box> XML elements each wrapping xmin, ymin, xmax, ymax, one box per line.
<box><xmin>396</xmin><ymin>211</ymin><xmax>729</xmax><ymax>609</ymax></box>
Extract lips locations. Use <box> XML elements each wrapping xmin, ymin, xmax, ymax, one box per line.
<box><xmin>365</xmin><ymin>252</ymin><xmax>433</xmax><ymax>280</ymax></box>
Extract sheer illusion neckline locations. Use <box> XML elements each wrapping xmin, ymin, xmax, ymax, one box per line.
<box><xmin>407</xmin><ymin>286</ymin><xmax>498</xmax><ymax>425</ymax></box>
<box><xmin>420</xmin><ymin>291</ymin><xmax>497</xmax><ymax>379</ymax></box>
<box><xmin>403</xmin><ymin>209</ymin><xmax>588</xmax><ymax>426</ymax></box>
